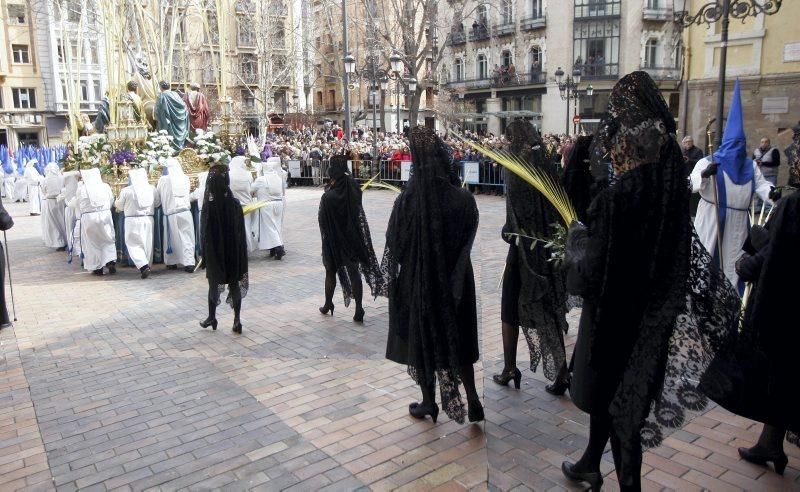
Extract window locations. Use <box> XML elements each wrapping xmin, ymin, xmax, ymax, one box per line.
<box><xmin>11</xmin><ymin>45</ymin><xmax>29</xmax><ymax>64</ymax></box>
<box><xmin>502</xmin><ymin>50</ymin><xmax>513</xmax><ymax>67</ymax></box>
<box><xmin>477</xmin><ymin>54</ymin><xmax>488</xmax><ymax>79</ymax></box>
<box><xmin>8</xmin><ymin>4</ymin><xmax>25</xmax><ymax>23</ymax></box>
<box><xmin>500</xmin><ymin>0</ymin><xmax>512</xmax><ymax>24</ymax></box>
<box><xmin>530</xmin><ymin>46</ymin><xmax>542</xmax><ymax>66</ymax></box>
<box><xmin>61</xmin><ymin>81</ymin><xmax>68</xmax><ymax>100</ymax></box>
<box><xmin>241</xmin><ymin>54</ymin><xmax>257</xmax><ymax>84</ymax></box>
<box><xmin>93</xmin><ymin>80</ymin><xmax>101</xmax><ymax>101</ymax></box>
<box><xmin>575</xmin><ymin>0</ymin><xmax>621</xmax><ymax>19</ymax></box>
<box><xmin>241</xmin><ymin>90</ymin><xmax>256</xmax><ymax>111</ymax></box>
<box><xmin>202</xmin><ymin>53</ymin><xmax>219</xmax><ymax>83</ymax></box>
<box><xmin>238</xmin><ymin>18</ymin><xmax>255</xmax><ymax>46</ymax></box>
<box><xmin>646</xmin><ymin>0</ymin><xmax>660</xmax><ymax>8</ymax></box>
<box><xmin>574</xmin><ymin>19</ymin><xmax>620</xmax><ymax>79</ymax></box>
<box><xmin>57</xmin><ymin>42</ymin><xmax>64</xmax><ymax>63</ymax></box>
<box><xmin>18</xmin><ymin>132</ymin><xmax>39</xmax><ymax>147</ymax></box>
<box><xmin>531</xmin><ymin>0</ymin><xmax>543</xmax><ymax>17</ymax></box>
<box><xmin>644</xmin><ymin>38</ymin><xmax>658</xmax><ymax>68</ymax></box>
<box><xmin>673</xmin><ymin>40</ymin><xmax>684</xmax><ymax>69</ymax></box>
<box><xmin>440</xmin><ymin>67</ymin><xmax>450</xmax><ymax>84</ymax></box>
<box><xmin>455</xmin><ymin>58</ymin><xmax>464</xmax><ymax>81</ymax></box>
<box><xmin>12</xmin><ymin>88</ymin><xmax>36</xmax><ymax>109</ymax></box>
<box><xmin>80</xmin><ymin>80</ymin><xmax>89</xmax><ymax>101</ymax></box>
<box><xmin>88</xmin><ymin>42</ymin><xmax>98</xmax><ymax>64</ymax></box>
<box><xmin>476</xmin><ymin>5</ymin><xmax>488</xmax><ymax>27</ymax></box>
<box><xmin>205</xmin><ymin>12</ymin><xmax>219</xmax><ymax>44</ymax></box>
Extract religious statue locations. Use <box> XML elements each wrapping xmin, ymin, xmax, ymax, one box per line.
<box><xmin>183</xmin><ymin>83</ymin><xmax>210</xmax><ymax>132</ymax></box>
<box><xmin>154</xmin><ymin>81</ymin><xmax>189</xmax><ymax>149</ymax></box>
<box><xmin>93</xmin><ymin>94</ymin><xmax>110</xmax><ymax>134</ymax></box>
<box><xmin>126</xmin><ymin>80</ymin><xmax>146</xmax><ymax>124</ymax></box>
<box><xmin>79</xmin><ymin>113</ymin><xmax>96</xmax><ymax>137</ymax></box>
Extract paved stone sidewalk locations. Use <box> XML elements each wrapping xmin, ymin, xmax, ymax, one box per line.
<box><xmin>0</xmin><ymin>188</ymin><xmax>797</xmax><ymax>491</ymax></box>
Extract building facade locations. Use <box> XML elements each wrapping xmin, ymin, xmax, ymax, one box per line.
<box><xmin>439</xmin><ymin>0</ymin><xmax>682</xmax><ymax>135</ymax></box>
<box><xmin>0</xmin><ymin>0</ymin><xmax>49</xmax><ymax>148</ymax></box>
<box><xmin>680</xmin><ymin>0</ymin><xmax>800</xmax><ymax>157</ymax></box>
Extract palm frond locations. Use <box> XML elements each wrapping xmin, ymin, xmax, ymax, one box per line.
<box><xmin>453</xmin><ymin>133</ymin><xmax>578</xmax><ymax>226</ymax></box>
<box><xmin>360</xmin><ymin>172</ymin><xmax>382</xmax><ymax>192</ymax></box>
<box><xmin>365</xmin><ymin>181</ymin><xmax>402</xmax><ymax>193</ymax></box>
<box><xmin>243</xmin><ymin>201</ymin><xmax>269</xmax><ymax>215</ymax></box>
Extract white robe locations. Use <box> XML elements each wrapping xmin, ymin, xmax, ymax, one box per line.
<box><xmin>252</xmin><ymin>173</ymin><xmax>286</xmax><ymax>250</ymax></box>
<box><xmin>229</xmin><ymin>171</ymin><xmax>256</xmax><ymax>252</ymax></box>
<box><xmin>76</xmin><ymin>182</ymin><xmax>116</xmax><ymax>271</ymax></box>
<box><xmin>115</xmin><ymin>185</ymin><xmax>159</xmax><ymax>270</ymax></box>
<box><xmin>691</xmin><ymin>157</ymin><xmax>772</xmax><ymax>289</ymax></box>
<box><xmin>0</xmin><ymin>172</ymin><xmax>12</xmax><ymax>198</ymax></box>
<box><xmin>157</xmin><ymin>175</ymin><xmax>196</xmax><ymax>267</ymax></box>
<box><xmin>40</xmin><ymin>174</ymin><xmax>66</xmax><ymax>248</ymax></box>
<box><xmin>12</xmin><ymin>173</ymin><xmax>27</xmax><ymax>201</ymax></box>
<box><xmin>24</xmin><ymin>170</ymin><xmax>43</xmax><ymax>214</ymax></box>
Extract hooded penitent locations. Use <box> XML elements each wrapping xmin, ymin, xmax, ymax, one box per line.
<box><xmin>566</xmin><ymin>71</ymin><xmax>740</xmax><ymax>486</ymax></box>
<box><xmin>383</xmin><ymin>127</ymin><xmax>479</xmax><ymax>424</ymax></box>
<box><xmin>164</xmin><ymin>157</ymin><xmax>189</xmax><ymax>198</ymax></box>
<box><xmin>318</xmin><ymin>154</ymin><xmax>385</xmax><ymax>306</ymax></box>
<box><xmin>129</xmin><ymin>168</ymin><xmax>154</xmax><ymax>208</ymax></box>
<box><xmin>502</xmin><ymin>120</ymin><xmax>568</xmax><ymax>380</ymax></box>
<box><xmin>201</xmin><ymin>165</ymin><xmax>248</xmax><ymax>305</ymax></box>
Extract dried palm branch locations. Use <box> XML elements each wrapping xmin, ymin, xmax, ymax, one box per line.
<box><xmin>454</xmin><ymin>133</ymin><xmax>578</xmax><ymax>226</ymax></box>
<box><xmin>365</xmin><ymin>182</ymin><xmax>402</xmax><ymax>194</ymax></box>
<box><xmin>360</xmin><ymin>173</ymin><xmax>382</xmax><ymax>191</ymax></box>
<box><xmin>242</xmin><ymin>201</ymin><xmax>269</xmax><ymax>216</ymax></box>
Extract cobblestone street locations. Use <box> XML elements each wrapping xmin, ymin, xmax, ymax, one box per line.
<box><xmin>0</xmin><ymin>188</ymin><xmax>798</xmax><ymax>491</ymax></box>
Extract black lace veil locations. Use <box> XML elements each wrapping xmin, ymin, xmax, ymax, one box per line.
<box><xmin>201</xmin><ymin>165</ymin><xmax>249</xmax><ymax>305</ymax></box>
<box><xmin>318</xmin><ymin>155</ymin><xmax>386</xmax><ymax>305</ymax></box>
<box><xmin>503</xmin><ymin>120</ymin><xmax>568</xmax><ymax>380</ymax></box>
<box><xmin>383</xmin><ymin>127</ymin><xmax>480</xmax><ymax>424</ymax></box>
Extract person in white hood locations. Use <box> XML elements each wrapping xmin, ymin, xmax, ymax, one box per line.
<box><xmin>228</xmin><ymin>155</ymin><xmax>256</xmax><ymax>252</ymax></box>
<box><xmin>40</xmin><ymin>162</ymin><xmax>67</xmax><ymax>250</ymax></box>
<box><xmin>61</xmin><ymin>171</ymin><xmax>81</xmax><ymax>263</ymax></box>
<box><xmin>75</xmin><ymin>168</ymin><xmax>117</xmax><ymax>275</ymax></box>
<box><xmin>116</xmin><ymin>168</ymin><xmax>160</xmax><ymax>278</ymax></box>
<box><xmin>252</xmin><ymin>156</ymin><xmax>287</xmax><ymax>259</ymax></box>
<box><xmin>23</xmin><ymin>160</ymin><xmax>43</xmax><ymax>215</ymax></box>
<box><xmin>157</xmin><ymin>157</ymin><xmax>196</xmax><ymax>272</ymax></box>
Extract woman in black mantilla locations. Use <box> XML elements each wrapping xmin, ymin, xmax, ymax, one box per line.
<box><xmin>0</xmin><ymin>195</ymin><xmax>13</xmax><ymax>329</ymax></box>
<box><xmin>562</xmin><ymin>72</ymin><xmax>740</xmax><ymax>490</ymax></box>
<box><xmin>492</xmin><ymin>119</ymin><xmax>570</xmax><ymax>394</ymax></box>
<box><xmin>384</xmin><ymin>126</ymin><xmax>483</xmax><ymax>425</ymax></box>
<box><xmin>699</xmin><ymin>153</ymin><xmax>800</xmax><ymax>475</ymax></box>
<box><xmin>199</xmin><ymin>165</ymin><xmax>248</xmax><ymax>334</ymax></box>
<box><xmin>318</xmin><ymin>154</ymin><xmax>385</xmax><ymax>323</ymax></box>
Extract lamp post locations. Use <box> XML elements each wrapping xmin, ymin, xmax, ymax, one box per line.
<box><xmin>675</xmin><ymin>0</ymin><xmax>782</xmax><ymax>145</ymax></box>
<box><xmin>343</xmin><ymin>53</ymin><xmax>356</xmax><ymax>139</ymax></box>
<box><xmin>390</xmin><ymin>52</ymin><xmax>403</xmax><ymax>134</ymax></box>
<box><xmin>554</xmin><ymin>67</ymin><xmax>593</xmax><ymax>135</ymax></box>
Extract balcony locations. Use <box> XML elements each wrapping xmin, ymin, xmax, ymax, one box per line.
<box><xmin>493</xmin><ymin>71</ymin><xmax>547</xmax><ymax>88</ymax></box>
<box><xmin>578</xmin><ymin>63</ymin><xmax>619</xmax><ymax>80</ymax></box>
<box><xmin>469</xmin><ymin>25</ymin><xmax>490</xmax><ymax>42</ymax></box>
<box><xmin>240</xmin><ymin>72</ymin><xmax>258</xmax><ymax>85</ymax></box>
<box><xmin>446</xmin><ymin>30</ymin><xmax>466</xmax><ymax>46</ymax></box>
<box><xmin>640</xmin><ymin>66</ymin><xmax>681</xmax><ymax>80</ymax></box>
<box><xmin>520</xmin><ymin>14</ymin><xmax>546</xmax><ymax>31</ymax></box>
<box><xmin>446</xmin><ymin>77</ymin><xmax>492</xmax><ymax>91</ymax></box>
<box><xmin>574</xmin><ymin>1</ymin><xmax>621</xmax><ymax>20</ymax></box>
<box><xmin>493</xmin><ymin>21</ymin><xmax>515</xmax><ymax>37</ymax></box>
<box><xmin>642</xmin><ymin>8</ymin><xmax>673</xmax><ymax>21</ymax></box>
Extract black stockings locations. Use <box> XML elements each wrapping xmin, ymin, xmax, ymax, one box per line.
<box><xmin>501</xmin><ymin>322</ymin><xmax>518</xmax><ymax>372</ymax></box>
<box><xmin>755</xmin><ymin>424</ymin><xmax>787</xmax><ymax>454</ymax></box>
<box><xmin>207</xmin><ymin>280</ymin><xmax>242</xmax><ymax>323</ymax></box>
<box><xmin>323</xmin><ymin>265</ymin><xmax>363</xmax><ymax>309</ymax></box>
<box><xmin>418</xmin><ymin>364</ymin><xmax>480</xmax><ymax>407</ymax></box>
<box><xmin>574</xmin><ymin>413</ymin><xmax>642</xmax><ymax>491</ymax></box>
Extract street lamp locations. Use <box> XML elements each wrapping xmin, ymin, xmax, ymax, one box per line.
<box><xmin>554</xmin><ymin>66</ymin><xmax>592</xmax><ymax>135</ymax></box>
<box><xmin>675</xmin><ymin>0</ymin><xmax>782</xmax><ymax>145</ymax></box>
<box><xmin>342</xmin><ymin>53</ymin><xmax>356</xmax><ymax>139</ymax></box>
<box><xmin>344</xmin><ymin>54</ymin><xmax>356</xmax><ymax>75</ymax></box>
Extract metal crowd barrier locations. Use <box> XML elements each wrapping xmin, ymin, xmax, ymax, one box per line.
<box><xmin>284</xmin><ymin>159</ymin><xmax>506</xmax><ymax>191</ymax></box>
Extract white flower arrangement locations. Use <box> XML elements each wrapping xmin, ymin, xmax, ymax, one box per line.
<box><xmin>195</xmin><ymin>129</ymin><xmax>231</xmax><ymax>166</ymax></box>
<box><xmin>74</xmin><ymin>133</ymin><xmax>109</xmax><ymax>167</ymax></box>
<box><xmin>136</xmin><ymin>131</ymin><xmax>177</xmax><ymax>175</ymax></box>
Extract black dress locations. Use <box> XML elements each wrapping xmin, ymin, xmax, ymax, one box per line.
<box><xmin>384</xmin><ymin>127</ymin><xmax>479</xmax><ymax>424</ymax></box>
<box><xmin>318</xmin><ymin>156</ymin><xmax>385</xmax><ymax>306</ymax></box>
<box><xmin>500</xmin><ymin>120</ymin><xmax>568</xmax><ymax>380</ymax></box>
<box><xmin>700</xmin><ymin>190</ymin><xmax>800</xmax><ymax>445</ymax></box>
<box><xmin>0</xmin><ymin>197</ymin><xmax>13</xmax><ymax>327</ymax></box>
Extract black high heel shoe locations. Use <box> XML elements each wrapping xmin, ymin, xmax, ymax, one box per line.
<box><xmin>319</xmin><ymin>303</ymin><xmax>334</xmax><ymax>316</ymax></box>
<box><xmin>232</xmin><ymin>322</ymin><xmax>242</xmax><ymax>334</ymax></box>
<box><xmin>562</xmin><ymin>461</ymin><xmax>603</xmax><ymax>491</ymax></box>
<box><xmin>467</xmin><ymin>399</ymin><xmax>484</xmax><ymax>423</ymax></box>
<box><xmin>199</xmin><ymin>318</ymin><xmax>218</xmax><ymax>331</ymax></box>
<box><xmin>409</xmin><ymin>402</ymin><xmax>439</xmax><ymax>423</ymax></box>
<box><xmin>353</xmin><ymin>307</ymin><xmax>365</xmax><ymax>323</ymax></box>
<box><xmin>545</xmin><ymin>375</ymin><xmax>571</xmax><ymax>396</ymax></box>
<box><xmin>492</xmin><ymin>368</ymin><xmax>521</xmax><ymax>389</ymax></box>
<box><xmin>738</xmin><ymin>446</ymin><xmax>788</xmax><ymax>475</ymax></box>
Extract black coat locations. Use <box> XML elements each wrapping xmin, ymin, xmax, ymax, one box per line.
<box><xmin>0</xmin><ymin>198</ymin><xmax>14</xmax><ymax>327</ymax></box>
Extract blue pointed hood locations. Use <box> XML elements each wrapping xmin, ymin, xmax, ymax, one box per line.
<box><xmin>713</xmin><ymin>79</ymin><xmax>752</xmax><ymax>185</ymax></box>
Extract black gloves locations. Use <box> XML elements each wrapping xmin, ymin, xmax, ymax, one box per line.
<box><xmin>563</xmin><ymin>221</ymin><xmax>589</xmax><ymax>296</ymax></box>
<box><xmin>768</xmin><ymin>186</ymin><xmax>782</xmax><ymax>202</ymax></box>
<box><xmin>748</xmin><ymin>225</ymin><xmax>770</xmax><ymax>253</ymax></box>
<box><xmin>735</xmin><ymin>253</ymin><xmax>762</xmax><ymax>283</ymax></box>
<box><xmin>700</xmin><ymin>162</ymin><xmax>719</xmax><ymax>179</ymax></box>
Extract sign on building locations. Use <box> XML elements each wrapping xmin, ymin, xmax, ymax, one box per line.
<box><xmin>762</xmin><ymin>97</ymin><xmax>789</xmax><ymax>115</ymax></box>
<box><xmin>784</xmin><ymin>42</ymin><xmax>800</xmax><ymax>62</ymax></box>
<box><xmin>463</xmin><ymin>161</ymin><xmax>480</xmax><ymax>184</ymax></box>
<box><xmin>288</xmin><ymin>160</ymin><xmax>302</xmax><ymax>178</ymax></box>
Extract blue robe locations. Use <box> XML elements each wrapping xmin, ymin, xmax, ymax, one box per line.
<box><xmin>155</xmin><ymin>91</ymin><xmax>189</xmax><ymax>149</ymax></box>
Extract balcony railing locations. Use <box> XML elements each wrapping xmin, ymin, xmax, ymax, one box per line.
<box><xmin>446</xmin><ymin>77</ymin><xmax>492</xmax><ymax>91</ymax></box>
<box><xmin>469</xmin><ymin>25</ymin><xmax>490</xmax><ymax>42</ymax></box>
<box><xmin>574</xmin><ymin>1</ymin><xmax>621</xmax><ymax>20</ymax></box>
<box><xmin>578</xmin><ymin>62</ymin><xmax>619</xmax><ymax>80</ymax></box>
<box><xmin>493</xmin><ymin>21</ymin><xmax>515</xmax><ymax>37</ymax></box>
<box><xmin>446</xmin><ymin>31</ymin><xmax>467</xmax><ymax>46</ymax></box>
<box><xmin>493</xmin><ymin>71</ymin><xmax>547</xmax><ymax>87</ymax></box>
<box><xmin>640</xmin><ymin>66</ymin><xmax>681</xmax><ymax>80</ymax></box>
<box><xmin>520</xmin><ymin>14</ymin><xmax>546</xmax><ymax>31</ymax></box>
<box><xmin>642</xmin><ymin>8</ymin><xmax>673</xmax><ymax>21</ymax></box>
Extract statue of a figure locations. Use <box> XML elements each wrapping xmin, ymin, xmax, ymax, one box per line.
<box><xmin>93</xmin><ymin>94</ymin><xmax>110</xmax><ymax>134</ymax></box>
<box><xmin>183</xmin><ymin>83</ymin><xmax>210</xmax><ymax>132</ymax></box>
<box><xmin>126</xmin><ymin>80</ymin><xmax>146</xmax><ymax>124</ymax></box>
<box><xmin>79</xmin><ymin>113</ymin><xmax>96</xmax><ymax>137</ymax></box>
<box><xmin>155</xmin><ymin>81</ymin><xmax>189</xmax><ymax>149</ymax></box>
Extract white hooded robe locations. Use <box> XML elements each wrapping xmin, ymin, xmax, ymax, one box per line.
<box><xmin>157</xmin><ymin>158</ymin><xmax>196</xmax><ymax>267</ymax></box>
<box><xmin>76</xmin><ymin>168</ymin><xmax>116</xmax><ymax>271</ymax></box>
<box><xmin>116</xmin><ymin>168</ymin><xmax>159</xmax><ymax>270</ymax></box>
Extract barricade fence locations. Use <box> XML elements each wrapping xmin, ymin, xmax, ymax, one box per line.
<box><xmin>284</xmin><ymin>159</ymin><xmax>506</xmax><ymax>190</ymax></box>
